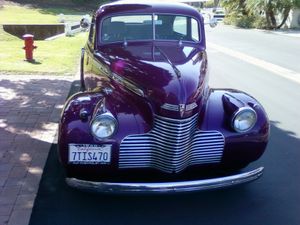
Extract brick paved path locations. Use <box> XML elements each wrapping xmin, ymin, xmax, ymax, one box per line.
<box><xmin>0</xmin><ymin>75</ymin><xmax>74</xmax><ymax>225</ymax></box>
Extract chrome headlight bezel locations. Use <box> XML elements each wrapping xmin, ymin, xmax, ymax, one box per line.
<box><xmin>231</xmin><ymin>107</ymin><xmax>257</xmax><ymax>133</ymax></box>
<box><xmin>90</xmin><ymin>112</ymin><xmax>118</xmax><ymax>140</ymax></box>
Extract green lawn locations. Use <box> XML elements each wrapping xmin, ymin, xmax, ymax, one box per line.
<box><xmin>0</xmin><ymin>5</ymin><xmax>88</xmax><ymax>24</ymax></box>
<box><xmin>0</xmin><ymin>4</ymin><xmax>89</xmax><ymax>75</ymax></box>
<box><xmin>0</xmin><ymin>32</ymin><xmax>87</xmax><ymax>75</ymax></box>
<box><xmin>0</xmin><ymin>5</ymin><xmax>59</xmax><ymax>24</ymax></box>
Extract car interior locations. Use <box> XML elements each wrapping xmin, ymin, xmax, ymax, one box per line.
<box><xmin>101</xmin><ymin>15</ymin><xmax>199</xmax><ymax>43</ymax></box>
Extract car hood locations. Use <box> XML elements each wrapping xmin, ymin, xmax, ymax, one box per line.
<box><xmin>98</xmin><ymin>42</ymin><xmax>208</xmax><ymax>118</ymax></box>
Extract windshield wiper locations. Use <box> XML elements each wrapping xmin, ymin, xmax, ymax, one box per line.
<box><xmin>154</xmin><ymin>45</ymin><xmax>181</xmax><ymax>79</ymax></box>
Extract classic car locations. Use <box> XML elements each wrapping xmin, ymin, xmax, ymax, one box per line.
<box><xmin>58</xmin><ymin>1</ymin><xmax>270</xmax><ymax>193</ymax></box>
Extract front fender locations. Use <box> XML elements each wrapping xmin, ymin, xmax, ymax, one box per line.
<box><xmin>202</xmin><ymin>89</ymin><xmax>270</xmax><ymax>167</ymax></box>
<box><xmin>58</xmin><ymin>90</ymin><xmax>153</xmax><ymax>172</ymax></box>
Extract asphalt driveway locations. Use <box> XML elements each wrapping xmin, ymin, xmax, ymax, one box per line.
<box><xmin>29</xmin><ymin>81</ymin><xmax>300</xmax><ymax>225</ymax></box>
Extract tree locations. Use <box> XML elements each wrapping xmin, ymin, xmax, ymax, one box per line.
<box><xmin>221</xmin><ymin>0</ymin><xmax>248</xmax><ymax>15</ymax></box>
<box><xmin>221</xmin><ymin>0</ymin><xmax>254</xmax><ymax>28</ymax></box>
<box><xmin>222</xmin><ymin>0</ymin><xmax>300</xmax><ymax>29</ymax></box>
<box><xmin>246</xmin><ymin>0</ymin><xmax>299</xmax><ymax>29</ymax></box>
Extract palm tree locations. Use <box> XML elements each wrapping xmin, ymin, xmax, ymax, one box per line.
<box><xmin>222</xmin><ymin>0</ymin><xmax>300</xmax><ymax>29</ymax></box>
<box><xmin>246</xmin><ymin>0</ymin><xmax>299</xmax><ymax>29</ymax></box>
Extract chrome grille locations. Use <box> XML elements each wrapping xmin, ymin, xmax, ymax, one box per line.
<box><xmin>119</xmin><ymin>114</ymin><xmax>225</xmax><ymax>173</ymax></box>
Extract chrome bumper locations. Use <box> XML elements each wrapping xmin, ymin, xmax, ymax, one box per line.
<box><xmin>66</xmin><ymin>167</ymin><xmax>264</xmax><ymax>194</ymax></box>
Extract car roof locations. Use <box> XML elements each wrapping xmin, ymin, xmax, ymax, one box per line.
<box><xmin>96</xmin><ymin>0</ymin><xmax>201</xmax><ymax>19</ymax></box>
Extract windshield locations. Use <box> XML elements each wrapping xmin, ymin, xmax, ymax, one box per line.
<box><xmin>100</xmin><ymin>14</ymin><xmax>200</xmax><ymax>43</ymax></box>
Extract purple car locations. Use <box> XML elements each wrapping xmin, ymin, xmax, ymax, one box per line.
<box><xmin>58</xmin><ymin>1</ymin><xmax>270</xmax><ymax>193</ymax></box>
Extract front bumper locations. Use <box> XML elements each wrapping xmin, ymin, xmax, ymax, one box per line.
<box><xmin>66</xmin><ymin>167</ymin><xmax>264</xmax><ymax>193</ymax></box>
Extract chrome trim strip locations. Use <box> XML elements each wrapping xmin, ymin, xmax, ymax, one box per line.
<box><xmin>161</xmin><ymin>102</ymin><xmax>198</xmax><ymax>112</ymax></box>
<box><xmin>110</xmin><ymin>72</ymin><xmax>145</xmax><ymax>97</ymax></box>
<box><xmin>66</xmin><ymin>167</ymin><xmax>264</xmax><ymax>193</ymax></box>
<box><xmin>186</xmin><ymin>102</ymin><xmax>198</xmax><ymax>111</ymax></box>
<box><xmin>161</xmin><ymin>103</ymin><xmax>179</xmax><ymax>111</ymax></box>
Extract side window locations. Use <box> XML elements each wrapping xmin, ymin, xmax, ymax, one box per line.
<box><xmin>191</xmin><ymin>18</ymin><xmax>199</xmax><ymax>41</ymax></box>
<box><xmin>173</xmin><ymin>16</ymin><xmax>187</xmax><ymax>36</ymax></box>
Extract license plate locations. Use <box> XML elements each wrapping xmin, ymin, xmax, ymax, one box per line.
<box><xmin>68</xmin><ymin>144</ymin><xmax>111</xmax><ymax>164</ymax></box>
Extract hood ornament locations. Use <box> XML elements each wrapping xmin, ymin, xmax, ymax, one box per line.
<box><xmin>179</xmin><ymin>104</ymin><xmax>185</xmax><ymax>117</ymax></box>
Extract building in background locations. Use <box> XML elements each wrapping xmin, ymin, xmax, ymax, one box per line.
<box><xmin>285</xmin><ymin>9</ymin><xmax>300</xmax><ymax>28</ymax></box>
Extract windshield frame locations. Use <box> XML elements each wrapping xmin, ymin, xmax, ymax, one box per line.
<box><xmin>98</xmin><ymin>13</ymin><xmax>201</xmax><ymax>45</ymax></box>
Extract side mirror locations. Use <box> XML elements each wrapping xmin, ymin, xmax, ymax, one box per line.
<box><xmin>80</xmin><ymin>18</ymin><xmax>90</xmax><ymax>29</ymax></box>
<box><xmin>209</xmin><ymin>18</ymin><xmax>218</xmax><ymax>28</ymax></box>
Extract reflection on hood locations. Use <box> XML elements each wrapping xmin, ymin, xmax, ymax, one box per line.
<box><xmin>97</xmin><ymin>42</ymin><xmax>207</xmax><ymax>118</ymax></box>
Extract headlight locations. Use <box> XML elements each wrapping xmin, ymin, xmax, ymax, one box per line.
<box><xmin>91</xmin><ymin>113</ymin><xmax>117</xmax><ymax>139</ymax></box>
<box><xmin>232</xmin><ymin>107</ymin><xmax>257</xmax><ymax>133</ymax></box>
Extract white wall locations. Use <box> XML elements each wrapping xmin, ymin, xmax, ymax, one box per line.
<box><xmin>285</xmin><ymin>8</ymin><xmax>300</xmax><ymax>28</ymax></box>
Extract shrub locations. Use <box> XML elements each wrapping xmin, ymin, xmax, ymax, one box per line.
<box><xmin>223</xmin><ymin>14</ymin><xmax>234</xmax><ymax>25</ymax></box>
<box><xmin>235</xmin><ymin>15</ymin><xmax>255</xmax><ymax>28</ymax></box>
<box><xmin>223</xmin><ymin>13</ymin><xmax>255</xmax><ymax>28</ymax></box>
<box><xmin>252</xmin><ymin>16</ymin><xmax>269</xmax><ymax>29</ymax></box>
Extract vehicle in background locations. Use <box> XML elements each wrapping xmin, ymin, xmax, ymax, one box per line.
<box><xmin>213</xmin><ymin>7</ymin><xmax>225</xmax><ymax>22</ymax></box>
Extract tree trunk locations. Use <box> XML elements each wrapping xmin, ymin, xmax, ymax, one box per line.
<box><xmin>276</xmin><ymin>7</ymin><xmax>291</xmax><ymax>29</ymax></box>
<box><xmin>265</xmin><ymin>8</ymin><xmax>273</xmax><ymax>29</ymax></box>
<box><xmin>265</xmin><ymin>0</ymin><xmax>277</xmax><ymax>29</ymax></box>
<box><xmin>239</xmin><ymin>0</ymin><xmax>247</xmax><ymax>15</ymax></box>
<box><xmin>269</xmin><ymin>8</ymin><xmax>277</xmax><ymax>28</ymax></box>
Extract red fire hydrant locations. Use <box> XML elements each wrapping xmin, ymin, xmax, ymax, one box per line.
<box><xmin>22</xmin><ymin>34</ymin><xmax>37</xmax><ymax>61</ymax></box>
